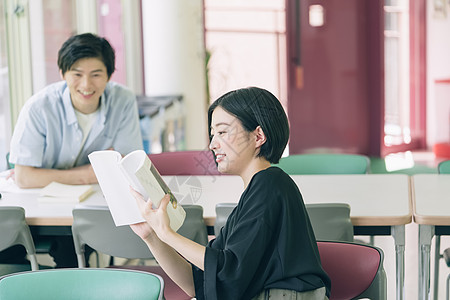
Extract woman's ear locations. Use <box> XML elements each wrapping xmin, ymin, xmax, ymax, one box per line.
<box><xmin>60</xmin><ymin>70</ymin><xmax>65</xmax><ymax>80</ymax></box>
<box><xmin>254</xmin><ymin>126</ymin><xmax>267</xmax><ymax>148</ymax></box>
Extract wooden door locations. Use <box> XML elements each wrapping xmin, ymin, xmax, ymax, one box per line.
<box><xmin>286</xmin><ymin>0</ymin><xmax>384</xmax><ymax>155</ymax></box>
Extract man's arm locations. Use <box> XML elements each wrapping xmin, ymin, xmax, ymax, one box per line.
<box><xmin>14</xmin><ymin>164</ymin><xmax>98</xmax><ymax>189</ymax></box>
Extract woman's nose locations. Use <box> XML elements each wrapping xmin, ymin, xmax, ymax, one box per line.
<box><xmin>209</xmin><ymin>135</ymin><xmax>217</xmax><ymax>150</ymax></box>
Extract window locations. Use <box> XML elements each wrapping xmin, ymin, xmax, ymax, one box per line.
<box><xmin>384</xmin><ymin>0</ymin><xmax>411</xmax><ymax>147</ymax></box>
<box><xmin>30</xmin><ymin>0</ymin><xmax>77</xmax><ymax>92</ymax></box>
<box><xmin>0</xmin><ymin>1</ymin><xmax>10</xmax><ymax>170</ymax></box>
<box><xmin>204</xmin><ymin>0</ymin><xmax>287</xmax><ymax>107</ymax></box>
<box><xmin>97</xmin><ymin>0</ymin><xmax>144</xmax><ymax>94</ymax></box>
<box><xmin>383</xmin><ymin>0</ymin><xmax>426</xmax><ymax>155</ymax></box>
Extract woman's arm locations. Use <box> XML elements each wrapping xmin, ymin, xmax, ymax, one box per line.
<box><xmin>131</xmin><ymin>221</ymin><xmax>197</xmax><ymax>297</ymax></box>
<box><xmin>130</xmin><ymin>191</ymin><xmax>206</xmax><ymax>297</ymax></box>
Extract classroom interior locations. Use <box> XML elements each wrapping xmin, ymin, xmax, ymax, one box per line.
<box><xmin>1</xmin><ymin>0</ymin><xmax>450</xmax><ymax>299</ymax></box>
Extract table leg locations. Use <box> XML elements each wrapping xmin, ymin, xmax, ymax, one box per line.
<box><xmin>433</xmin><ymin>235</ymin><xmax>441</xmax><ymax>300</ymax></box>
<box><xmin>392</xmin><ymin>225</ymin><xmax>405</xmax><ymax>300</ymax></box>
<box><xmin>419</xmin><ymin>224</ymin><xmax>434</xmax><ymax>300</ymax></box>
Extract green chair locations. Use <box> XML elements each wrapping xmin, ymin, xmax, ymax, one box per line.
<box><xmin>439</xmin><ymin>160</ymin><xmax>450</xmax><ymax>174</ymax></box>
<box><xmin>72</xmin><ymin>205</ymin><xmax>206</xmax><ymax>300</ymax></box>
<box><xmin>0</xmin><ymin>268</ymin><xmax>164</xmax><ymax>300</ymax></box>
<box><xmin>214</xmin><ymin>203</ymin><xmax>237</xmax><ymax>236</ymax></box>
<box><xmin>305</xmin><ymin>203</ymin><xmax>354</xmax><ymax>242</ymax></box>
<box><xmin>214</xmin><ymin>203</ymin><xmax>354</xmax><ymax>243</ymax></box>
<box><xmin>273</xmin><ymin>153</ymin><xmax>370</xmax><ymax>175</ymax></box>
<box><xmin>5</xmin><ymin>154</ymin><xmax>54</xmax><ymax>257</ymax></box>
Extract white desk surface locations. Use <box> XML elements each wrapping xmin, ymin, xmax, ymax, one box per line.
<box><xmin>163</xmin><ymin>173</ymin><xmax>412</xmax><ymax>227</ymax></box>
<box><xmin>0</xmin><ymin>173</ymin><xmax>412</xmax><ymax>227</ymax></box>
<box><xmin>412</xmin><ymin>174</ymin><xmax>450</xmax><ymax>225</ymax></box>
<box><xmin>0</xmin><ymin>177</ymin><xmax>107</xmax><ymax>226</ymax></box>
<box><xmin>291</xmin><ymin>174</ymin><xmax>411</xmax><ymax>226</ymax></box>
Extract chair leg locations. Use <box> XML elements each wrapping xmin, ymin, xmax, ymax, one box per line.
<box><xmin>76</xmin><ymin>254</ymin><xmax>86</xmax><ymax>268</ymax></box>
<box><xmin>447</xmin><ymin>273</ymin><xmax>450</xmax><ymax>300</ymax></box>
<box><xmin>434</xmin><ymin>235</ymin><xmax>442</xmax><ymax>300</ymax></box>
<box><xmin>28</xmin><ymin>254</ymin><xmax>39</xmax><ymax>271</ymax></box>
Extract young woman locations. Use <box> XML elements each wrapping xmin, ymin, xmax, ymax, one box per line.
<box><xmin>130</xmin><ymin>87</ymin><xmax>330</xmax><ymax>300</ymax></box>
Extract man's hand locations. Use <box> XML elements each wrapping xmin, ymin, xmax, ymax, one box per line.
<box><xmin>6</xmin><ymin>169</ymin><xmax>15</xmax><ymax>181</ymax></box>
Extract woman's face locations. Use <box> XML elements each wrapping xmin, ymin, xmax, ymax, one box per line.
<box><xmin>209</xmin><ymin>106</ymin><xmax>256</xmax><ymax>175</ymax></box>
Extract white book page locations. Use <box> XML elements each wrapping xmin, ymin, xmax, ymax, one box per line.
<box><xmin>119</xmin><ymin>150</ymin><xmax>165</xmax><ymax>204</ymax></box>
<box><xmin>120</xmin><ymin>150</ymin><xmax>185</xmax><ymax>231</ymax></box>
<box><xmin>88</xmin><ymin>150</ymin><xmax>144</xmax><ymax>226</ymax></box>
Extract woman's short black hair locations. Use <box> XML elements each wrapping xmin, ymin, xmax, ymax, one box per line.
<box><xmin>57</xmin><ymin>33</ymin><xmax>115</xmax><ymax>78</ymax></box>
<box><xmin>208</xmin><ymin>87</ymin><xmax>289</xmax><ymax>164</ymax></box>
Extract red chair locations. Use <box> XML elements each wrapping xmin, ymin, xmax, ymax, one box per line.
<box><xmin>148</xmin><ymin>151</ymin><xmax>221</xmax><ymax>176</ymax></box>
<box><xmin>317</xmin><ymin>241</ymin><xmax>387</xmax><ymax>300</ymax></box>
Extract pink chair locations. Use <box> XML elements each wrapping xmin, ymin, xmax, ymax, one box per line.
<box><xmin>148</xmin><ymin>150</ymin><xmax>221</xmax><ymax>176</ymax></box>
<box><xmin>317</xmin><ymin>241</ymin><xmax>386</xmax><ymax>300</ymax></box>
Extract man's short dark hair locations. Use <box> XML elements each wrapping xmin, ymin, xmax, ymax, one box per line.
<box><xmin>208</xmin><ymin>87</ymin><xmax>290</xmax><ymax>164</ymax></box>
<box><xmin>57</xmin><ymin>33</ymin><xmax>115</xmax><ymax>78</ymax></box>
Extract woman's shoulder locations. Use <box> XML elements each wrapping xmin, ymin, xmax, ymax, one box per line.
<box><xmin>244</xmin><ymin>167</ymin><xmax>299</xmax><ymax>203</ymax></box>
<box><xmin>252</xmin><ymin>166</ymin><xmax>292</xmax><ymax>186</ymax></box>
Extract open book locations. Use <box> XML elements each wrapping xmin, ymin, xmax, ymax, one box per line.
<box><xmin>88</xmin><ymin>150</ymin><xmax>185</xmax><ymax>231</ymax></box>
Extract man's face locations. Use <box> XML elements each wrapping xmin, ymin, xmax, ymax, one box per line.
<box><xmin>62</xmin><ymin>57</ymin><xmax>109</xmax><ymax>114</ymax></box>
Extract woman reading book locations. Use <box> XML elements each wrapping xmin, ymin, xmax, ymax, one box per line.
<box><xmin>130</xmin><ymin>87</ymin><xmax>331</xmax><ymax>300</ymax></box>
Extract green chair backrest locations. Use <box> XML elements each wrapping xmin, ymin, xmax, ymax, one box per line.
<box><xmin>306</xmin><ymin>203</ymin><xmax>354</xmax><ymax>242</ymax></box>
<box><xmin>273</xmin><ymin>153</ymin><xmax>370</xmax><ymax>175</ymax></box>
<box><xmin>0</xmin><ymin>268</ymin><xmax>164</xmax><ymax>300</ymax></box>
<box><xmin>438</xmin><ymin>160</ymin><xmax>450</xmax><ymax>174</ymax></box>
<box><xmin>6</xmin><ymin>152</ymin><xmax>14</xmax><ymax>169</ymax></box>
<box><xmin>72</xmin><ymin>205</ymin><xmax>208</xmax><ymax>267</ymax></box>
<box><xmin>214</xmin><ymin>202</ymin><xmax>354</xmax><ymax>242</ymax></box>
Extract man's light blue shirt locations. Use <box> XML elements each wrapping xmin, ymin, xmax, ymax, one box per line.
<box><xmin>10</xmin><ymin>81</ymin><xmax>143</xmax><ymax>169</ymax></box>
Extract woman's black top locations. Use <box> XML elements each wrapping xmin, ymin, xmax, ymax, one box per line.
<box><xmin>192</xmin><ymin>167</ymin><xmax>331</xmax><ymax>299</ymax></box>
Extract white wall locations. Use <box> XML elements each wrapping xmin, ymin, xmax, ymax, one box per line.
<box><xmin>426</xmin><ymin>2</ymin><xmax>450</xmax><ymax>147</ymax></box>
<box><xmin>141</xmin><ymin>0</ymin><xmax>208</xmax><ymax>151</ymax></box>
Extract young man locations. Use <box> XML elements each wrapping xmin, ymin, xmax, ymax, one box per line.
<box><xmin>4</xmin><ymin>33</ymin><xmax>143</xmax><ymax>267</ymax></box>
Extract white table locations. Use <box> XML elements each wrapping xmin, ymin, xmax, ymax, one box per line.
<box><xmin>0</xmin><ymin>181</ymin><xmax>106</xmax><ymax>226</ymax></box>
<box><xmin>412</xmin><ymin>174</ymin><xmax>450</xmax><ymax>300</ymax></box>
